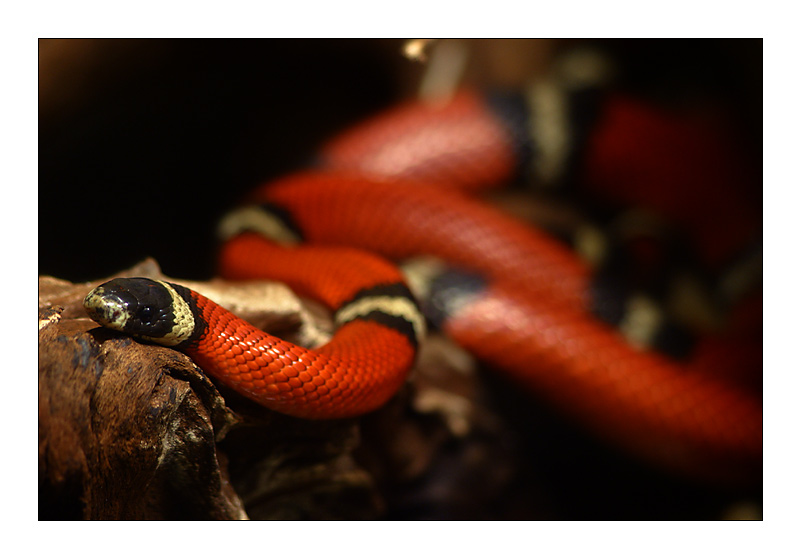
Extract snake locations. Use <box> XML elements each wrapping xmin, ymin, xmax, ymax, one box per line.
<box><xmin>84</xmin><ymin>87</ymin><xmax>762</xmax><ymax>482</ymax></box>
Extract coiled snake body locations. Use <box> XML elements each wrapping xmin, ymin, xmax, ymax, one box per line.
<box><xmin>85</xmin><ymin>89</ymin><xmax>762</xmax><ymax>482</ymax></box>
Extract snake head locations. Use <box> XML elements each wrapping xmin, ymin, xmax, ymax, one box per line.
<box><xmin>84</xmin><ymin>277</ymin><xmax>195</xmax><ymax>346</ymax></box>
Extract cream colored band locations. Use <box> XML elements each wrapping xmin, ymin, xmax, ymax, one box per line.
<box><xmin>217</xmin><ymin>206</ymin><xmax>301</xmax><ymax>244</ymax></box>
<box><xmin>525</xmin><ymin>79</ymin><xmax>569</xmax><ymax>187</ymax></box>
<box><xmin>141</xmin><ymin>280</ymin><xmax>195</xmax><ymax>347</ymax></box>
<box><xmin>619</xmin><ymin>294</ymin><xmax>662</xmax><ymax>350</ymax></box>
<box><xmin>335</xmin><ymin>295</ymin><xmax>426</xmax><ymax>343</ymax></box>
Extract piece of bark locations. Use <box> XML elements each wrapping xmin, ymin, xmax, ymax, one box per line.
<box><xmin>38</xmin><ymin>304</ymin><xmax>245</xmax><ymax>519</ymax></box>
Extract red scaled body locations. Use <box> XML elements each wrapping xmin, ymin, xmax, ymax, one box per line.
<box><xmin>194</xmin><ymin>238</ymin><xmax>417</xmax><ymax>418</ymax></box>
<box><xmin>210</xmin><ymin>88</ymin><xmax>760</xmax><ymax>481</ymax></box>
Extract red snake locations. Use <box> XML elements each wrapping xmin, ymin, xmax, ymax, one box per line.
<box><xmin>84</xmin><ymin>88</ymin><xmax>762</xmax><ymax>483</ymax></box>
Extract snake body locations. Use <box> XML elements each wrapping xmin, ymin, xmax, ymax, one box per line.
<box><xmin>85</xmin><ymin>88</ymin><xmax>761</xmax><ymax>481</ymax></box>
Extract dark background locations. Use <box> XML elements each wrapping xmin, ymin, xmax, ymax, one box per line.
<box><xmin>40</xmin><ymin>39</ymin><xmax>408</xmax><ymax>281</ymax></box>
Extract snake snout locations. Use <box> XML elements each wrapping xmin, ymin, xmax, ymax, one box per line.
<box><xmin>84</xmin><ymin>285</ymin><xmax>131</xmax><ymax>331</ymax></box>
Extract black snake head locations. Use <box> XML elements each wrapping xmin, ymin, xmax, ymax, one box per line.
<box><xmin>84</xmin><ymin>277</ymin><xmax>193</xmax><ymax>346</ymax></box>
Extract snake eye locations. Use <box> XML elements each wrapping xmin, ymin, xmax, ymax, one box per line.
<box><xmin>139</xmin><ymin>306</ymin><xmax>155</xmax><ymax>324</ymax></box>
